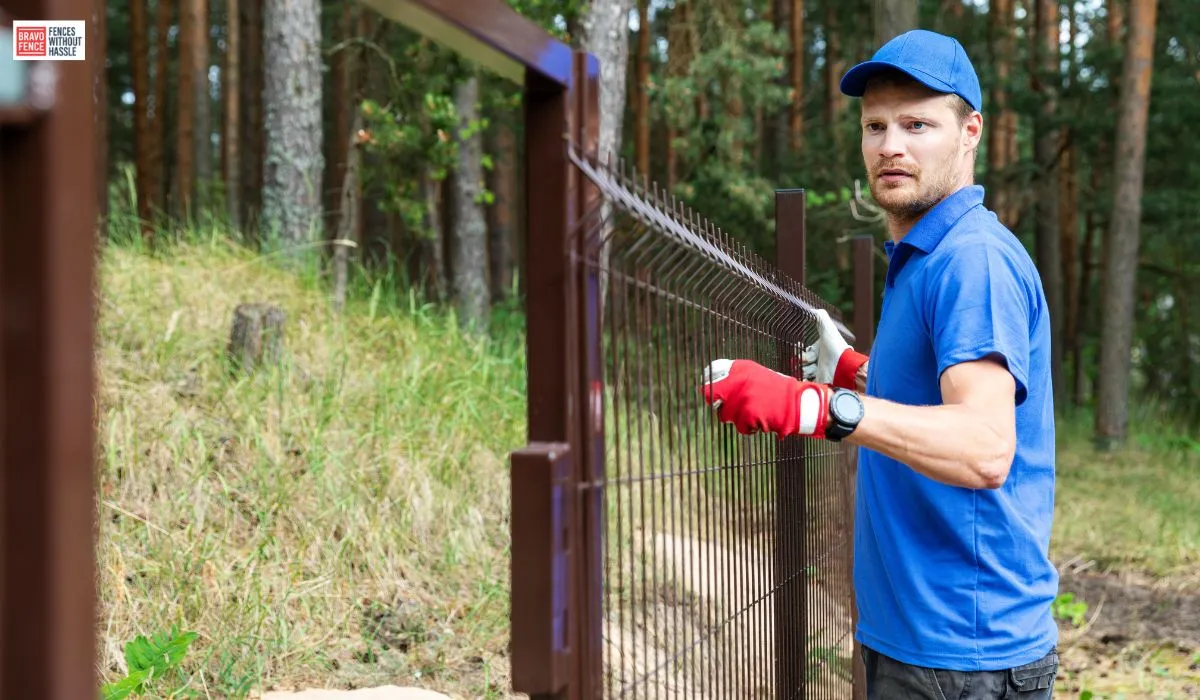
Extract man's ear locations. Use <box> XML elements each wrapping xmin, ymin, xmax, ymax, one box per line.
<box><xmin>964</xmin><ymin>111</ymin><xmax>983</xmax><ymax>150</ymax></box>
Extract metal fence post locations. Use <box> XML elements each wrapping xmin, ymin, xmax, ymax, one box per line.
<box><xmin>853</xmin><ymin>236</ymin><xmax>875</xmax><ymax>354</ymax></box>
<box><xmin>847</xmin><ymin>234</ymin><xmax>877</xmax><ymax>700</ymax></box>
<box><xmin>513</xmin><ymin>47</ymin><xmax>576</xmax><ymax>700</ymax></box>
<box><xmin>0</xmin><ymin>0</ymin><xmax>99</xmax><ymax>696</ymax></box>
<box><xmin>569</xmin><ymin>49</ymin><xmax>604</xmax><ymax>700</ymax></box>
<box><xmin>774</xmin><ymin>189</ymin><xmax>807</xmax><ymax>699</ymax></box>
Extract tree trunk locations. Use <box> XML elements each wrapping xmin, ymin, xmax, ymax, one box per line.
<box><xmin>1095</xmin><ymin>0</ymin><xmax>1157</xmax><ymax>447</ymax></box>
<box><xmin>1061</xmin><ymin>138</ymin><xmax>1080</xmax><ymax>401</ymax></box>
<box><xmin>1034</xmin><ymin>0</ymin><xmax>1064</xmax><ymax>408</ymax></box>
<box><xmin>1075</xmin><ymin>190</ymin><xmax>1097</xmax><ymax>405</ymax></box>
<box><xmin>725</xmin><ymin>0</ymin><xmax>744</xmax><ymax>176</ymax></box>
<box><xmin>224</xmin><ymin>0</ymin><xmax>241</xmax><ymax>228</ymax></box>
<box><xmin>1108</xmin><ymin>0</ymin><xmax>1125</xmax><ymax>44</ymax></box>
<box><xmin>262</xmin><ymin>0</ymin><xmax>324</xmax><ymax>249</ymax></box>
<box><xmin>93</xmin><ymin>0</ymin><xmax>108</xmax><ymax>225</ymax></box>
<box><xmin>332</xmin><ymin>108</ymin><xmax>363</xmax><ymax>314</ymax></box>
<box><xmin>581</xmin><ymin>0</ymin><xmax>635</xmax><ymax>309</ymax></box>
<box><xmin>176</xmin><ymin>0</ymin><xmax>197</xmax><ymax>216</ymax></box>
<box><xmin>665</xmin><ymin>0</ymin><xmax>692</xmax><ymax>191</ymax></box>
<box><xmin>987</xmin><ymin>0</ymin><xmax>1018</xmax><ymax>228</ymax></box>
<box><xmin>192</xmin><ymin>0</ymin><xmax>211</xmax><ymax>206</ymax></box>
<box><xmin>488</xmin><ymin>117</ymin><xmax>516</xmax><ymax>302</ymax></box>
<box><xmin>634</xmin><ymin>0</ymin><xmax>651</xmax><ymax>177</ymax></box>
<box><xmin>1176</xmin><ymin>259</ymin><xmax>1192</xmax><ymax>400</ymax></box>
<box><xmin>1060</xmin><ymin>0</ymin><xmax>1080</xmax><ymax>405</ymax></box>
<box><xmin>824</xmin><ymin>4</ymin><xmax>845</xmax><ymax>166</ymax></box>
<box><xmin>424</xmin><ymin>175</ymin><xmax>448</xmax><ymax>302</ymax></box>
<box><xmin>451</xmin><ymin>75</ymin><xmax>490</xmax><ymax>332</ymax></box>
<box><xmin>582</xmin><ymin>0</ymin><xmax>635</xmax><ymax>165</ymax></box>
<box><xmin>937</xmin><ymin>0</ymin><xmax>965</xmax><ymax>33</ymax></box>
<box><xmin>325</xmin><ymin>1</ymin><xmax>355</xmax><ymax>240</ymax></box>
<box><xmin>874</xmin><ymin>0</ymin><xmax>917</xmax><ymax>44</ymax></box>
<box><xmin>130</xmin><ymin>0</ymin><xmax>153</xmax><ymax>240</ymax></box>
<box><xmin>151</xmin><ymin>0</ymin><xmax>172</xmax><ymax>216</ymax></box>
<box><xmin>789</xmin><ymin>0</ymin><xmax>805</xmax><ymax>152</ymax></box>
<box><xmin>240</xmin><ymin>0</ymin><xmax>264</xmax><ymax>235</ymax></box>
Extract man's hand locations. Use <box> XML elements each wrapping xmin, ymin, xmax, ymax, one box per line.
<box><xmin>700</xmin><ymin>359</ymin><xmax>835</xmax><ymax>439</ymax></box>
<box><xmin>800</xmin><ymin>309</ymin><xmax>869</xmax><ymax>390</ymax></box>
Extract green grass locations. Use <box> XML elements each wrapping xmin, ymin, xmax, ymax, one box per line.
<box><xmin>1051</xmin><ymin>405</ymin><xmax>1200</xmax><ymax>579</ymax></box>
<box><xmin>97</xmin><ymin>225</ymin><xmax>528</xmax><ymax>697</ymax></box>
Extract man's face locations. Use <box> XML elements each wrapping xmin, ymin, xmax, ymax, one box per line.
<box><xmin>860</xmin><ymin>80</ymin><xmax>980</xmax><ymax>222</ymax></box>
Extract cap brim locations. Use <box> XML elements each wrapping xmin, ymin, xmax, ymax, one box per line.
<box><xmin>839</xmin><ymin>61</ymin><xmax>957</xmax><ymax>100</ymax></box>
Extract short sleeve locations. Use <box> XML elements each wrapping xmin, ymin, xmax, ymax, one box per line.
<box><xmin>926</xmin><ymin>241</ymin><xmax>1033</xmax><ymax>406</ymax></box>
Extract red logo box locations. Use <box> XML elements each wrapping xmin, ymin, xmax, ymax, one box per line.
<box><xmin>16</xmin><ymin>26</ymin><xmax>47</xmax><ymax>57</ymax></box>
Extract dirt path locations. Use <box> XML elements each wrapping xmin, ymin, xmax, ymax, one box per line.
<box><xmin>601</xmin><ymin>530</ymin><xmax>854</xmax><ymax>698</ymax></box>
<box><xmin>1055</xmin><ymin>568</ymin><xmax>1200</xmax><ymax>697</ymax></box>
<box><xmin>1058</xmin><ymin>570</ymin><xmax>1200</xmax><ymax>647</ymax></box>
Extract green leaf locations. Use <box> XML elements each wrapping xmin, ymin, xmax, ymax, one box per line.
<box><xmin>101</xmin><ymin>669</ymin><xmax>151</xmax><ymax>700</ymax></box>
<box><xmin>122</xmin><ymin>628</ymin><xmax>198</xmax><ymax>682</ymax></box>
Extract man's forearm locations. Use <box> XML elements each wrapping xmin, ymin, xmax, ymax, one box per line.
<box><xmin>845</xmin><ymin>395</ymin><xmax>1015</xmax><ymax>490</ymax></box>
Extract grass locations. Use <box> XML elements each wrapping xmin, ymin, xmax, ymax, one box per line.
<box><xmin>1051</xmin><ymin>405</ymin><xmax>1200</xmax><ymax>579</ymax></box>
<box><xmin>96</xmin><ymin>224</ymin><xmax>528</xmax><ymax>697</ymax></box>
<box><xmin>94</xmin><ymin>200</ymin><xmax>1198</xmax><ymax>698</ymax></box>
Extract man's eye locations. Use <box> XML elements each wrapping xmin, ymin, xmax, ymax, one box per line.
<box><xmin>866</xmin><ymin>123</ymin><xmax>883</xmax><ymax>132</ymax></box>
<box><xmin>910</xmin><ymin>121</ymin><xmax>927</xmax><ymax>130</ymax></box>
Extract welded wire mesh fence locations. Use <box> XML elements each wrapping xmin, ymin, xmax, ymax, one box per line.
<box><xmin>563</xmin><ymin>147</ymin><xmax>859</xmax><ymax>699</ymax></box>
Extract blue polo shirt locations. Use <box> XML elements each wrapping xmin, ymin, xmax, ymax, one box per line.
<box><xmin>854</xmin><ymin>185</ymin><xmax>1058</xmax><ymax>671</ymax></box>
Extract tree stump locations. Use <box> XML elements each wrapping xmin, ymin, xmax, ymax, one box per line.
<box><xmin>227</xmin><ymin>303</ymin><xmax>286</xmax><ymax>371</ymax></box>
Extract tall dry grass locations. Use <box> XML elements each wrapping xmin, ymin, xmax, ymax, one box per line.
<box><xmin>97</xmin><ymin>223</ymin><xmax>526</xmax><ymax>697</ymax></box>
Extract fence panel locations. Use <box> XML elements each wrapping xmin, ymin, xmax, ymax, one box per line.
<box><xmin>562</xmin><ymin>147</ymin><xmax>859</xmax><ymax>699</ymax></box>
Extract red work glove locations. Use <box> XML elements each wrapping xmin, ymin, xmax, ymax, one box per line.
<box><xmin>700</xmin><ymin>359</ymin><xmax>834</xmax><ymax>439</ymax></box>
<box><xmin>800</xmin><ymin>309</ymin><xmax>868</xmax><ymax>390</ymax></box>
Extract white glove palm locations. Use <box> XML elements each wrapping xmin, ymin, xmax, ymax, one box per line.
<box><xmin>800</xmin><ymin>309</ymin><xmax>851</xmax><ymax>384</ymax></box>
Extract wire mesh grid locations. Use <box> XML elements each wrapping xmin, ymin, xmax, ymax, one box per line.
<box><xmin>567</xmin><ymin>148</ymin><xmax>858</xmax><ymax>699</ymax></box>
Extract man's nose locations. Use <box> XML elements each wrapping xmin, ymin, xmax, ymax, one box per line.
<box><xmin>879</xmin><ymin>127</ymin><xmax>907</xmax><ymax>158</ymax></box>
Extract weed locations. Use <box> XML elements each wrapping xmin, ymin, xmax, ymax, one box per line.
<box><xmin>101</xmin><ymin>627</ymin><xmax>198</xmax><ymax>699</ymax></box>
<box><xmin>1051</xmin><ymin>592</ymin><xmax>1089</xmax><ymax>628</ymax></box>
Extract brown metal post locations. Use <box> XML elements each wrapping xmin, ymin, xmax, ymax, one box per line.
<box><xmin>515</xmin><ymin>54</ymin><xmax>576</xmax><ymax>700</ymax></box>
<box><xmin>510</xmin><ymin>444</ymin><xmax>573</xmax><ymax>693</ymax></box>
<box><xmin>773</xmin><ymin>189</ymin><xmax>807</xmax><ymax>699</ymax></box>
<box><xmin>853</xmin><ymin>235</ymin><xmax>876</xmax><ymax>354</ymax></box>
<box><xmin>569</xmin><ymin>50</ymin><xmax>604</xmax><ymax>700</ymax></box>
<box><xmin>516</xmin><ymin>44</ymin><xmax>603</xmax><ymax>700</ymax></box>
<box><xmin>847</xmin><ymin>233</ymin><xmax>877</xmax><ymax>700</ymax></box>
<box><xmin>0</xmin><ymin>0</ymin><xmax>99</xmax><ymax>697</ymax></box>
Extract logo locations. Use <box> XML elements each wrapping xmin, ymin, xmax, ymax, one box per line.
<box><xmin>12</xmin><ymin>21</ymin><xmax>86</xmax><ymax>61</ymax></box>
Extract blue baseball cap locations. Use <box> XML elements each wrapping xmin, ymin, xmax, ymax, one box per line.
<box><xmin>840</xmin><ymin>29</ymin><xmax>982</xmax><ymax>112</ymax></box>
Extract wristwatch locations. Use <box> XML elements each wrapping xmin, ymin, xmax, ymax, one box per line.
<box><xmin>826</xmin><ymin>388</ymin><xmax>865</xmax><ymax>442</ymax></box>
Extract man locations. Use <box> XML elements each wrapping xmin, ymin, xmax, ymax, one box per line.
<box><xmin>701</xmin><ymin>29</ymin><xmax>1060</xmax><ymax>698</ymax></box>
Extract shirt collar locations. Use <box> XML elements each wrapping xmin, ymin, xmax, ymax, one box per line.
<box><xmin>897</xmin><ymin>185</ymin><xmax>985</xmax><ymax>253</ymax></box>
<box><xmin>883</xmin><ymin>185</ymin><xmax>985</xmax><ymax>288</ymax></box>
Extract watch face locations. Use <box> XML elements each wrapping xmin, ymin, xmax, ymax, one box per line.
<box><xmin>832</xmin><ymin>391</ymin><xmax>864</xmax><ymax>423</ymax></box>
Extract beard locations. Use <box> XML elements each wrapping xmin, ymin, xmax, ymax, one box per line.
<box><xmin>867</xmin><ymin>153</ymin><xmax>961</xmax><ymax>224</ymax></box>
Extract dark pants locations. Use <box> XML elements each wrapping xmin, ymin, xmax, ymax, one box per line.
<box><xmin>862</xmin><ymin>646</ymin><xmax>1059</xmax><ymax>699</ymax></box>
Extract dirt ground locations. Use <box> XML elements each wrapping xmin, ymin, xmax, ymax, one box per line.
<box><xmin>1053</xmin><ymin>566</ymin><xmax>1200</xmax><ymax>698</ymax></box>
